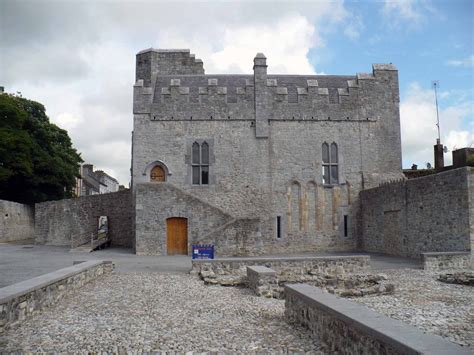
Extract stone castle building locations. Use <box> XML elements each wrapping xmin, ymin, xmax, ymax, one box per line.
<box><xmin>131</xmin><ymin>49</ymin><xmax>403</xmax><ymax>256</ymax></box>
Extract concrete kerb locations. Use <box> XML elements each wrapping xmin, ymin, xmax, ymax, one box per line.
<box><xmin>0</xmin><ymin>260</ymin><xmax>113</xmax><ymax>303</ymax></box>
<box><xmin>285</xmin><ymin>284</ymin><xmax>471</xmax><ymax>354</ymax></box>
<box><xmin>0</xmin><ymin>260</ymin><xmax>114</xmax><ymax>333</ymax></box>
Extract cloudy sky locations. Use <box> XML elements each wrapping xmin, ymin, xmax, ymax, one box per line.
<box><xmin>1</xmin><ymin>0</ymin><xmax>473</xmax><ymax>185</ymax></box>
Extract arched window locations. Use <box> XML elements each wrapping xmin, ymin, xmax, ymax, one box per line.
<box><xmin>150</xmin><ymin>165</ymin><xmax>166</xmax><ymax>182</ymax></box>
<box><xmin>322</xmin><ymin>142</ymin><xmax>338</xmax><ymax>185</ymax></box>
<box><xmin>192</xmin><ymin>141</ymin><xmax>209</xmax><ymax>185</ymax></box>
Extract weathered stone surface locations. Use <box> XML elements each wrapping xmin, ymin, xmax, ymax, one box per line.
<box><xmin>246</xmin><ymin>263</ymin><xmax>394</xmax><ymax>299</ymax></box>
<box><xmin>352</xmin><ymin>268</ymin><xmax>474</xmax><ymax>348</ymax></box>
<box><xmin>422</xmin><ymin>251</ymin><xmax>472</xmax><ymax>271</ymax></box>
<box><xmin>285</xmin><ymin>283</ymin><xmax>471</xmax><ymax>354</ymax></box>
<box><xmin>34</xmin><ymin>190</ymin><xmax>133</xmax><ymax>248</ymax></box>
<box><xmin>132</xmin><ymin>50</ymin><xmax>404</xmax><ymax>256</ymax></box>
<box><xmin>1</xmin><ymin>273</ymin><xmax>323</xmax><ymax>352</ymax></box>
<box><xmin>0</xmin><ymin>200</ymin><xmax>34</xmax><ymax>242</ymax></box>
<box><xmin>438</xmin><ymin>271</ymin><xmax>474</xmax><ymax>286</ymax></box>
<box><xmin>0</xmin><ymin>260</ymin><xmax>114</xmax><ymax>333</ymax></box>
<box><xmin>360</xmin><ymin>167</ymin><xmax>473</xmax><ymax>258</ymax></box>
<box><xmin>194</xmin><ymin>256</ymin><xmax>370</xmax><ymax>294</ymax></box>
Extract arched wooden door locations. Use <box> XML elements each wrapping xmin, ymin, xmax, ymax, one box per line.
<box><xmin>150</xmin><ymin>166</ymin><xmax>165</xmax><ymax>182</ymax></box>
<box><xmin>166</xmin><ymin>218</ymin><xmax>188</xmax><ymax>255</ymax></box>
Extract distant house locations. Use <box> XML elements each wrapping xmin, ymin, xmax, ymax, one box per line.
<box><xmin>95</xmin><ymin>170</ymin><xmax>120</xmax><ymax>194</ymax></box>
<box><xmin>74</xmin><ymin>164</ymin><xmax>119</xmax><ymax>196</ymax></box>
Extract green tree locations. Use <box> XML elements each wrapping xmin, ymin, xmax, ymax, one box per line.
<box><xmin>0</xmin><ymin>94</ymin><xmax>83</xmax><ymax>204</ymax></box>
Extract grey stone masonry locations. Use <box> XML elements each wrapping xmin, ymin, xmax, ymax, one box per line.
<box><xmin>421</xmin><ymin>252</ymin><xmax>472</xmax><ymax>271</ymax></box>
<box><xmin>247</xmin><ymin>266</ymin><xmax>278</xmax><ymax>298</ymax></box>
<box><xmin>0</xmin><ymin>260</ymin><xmax>114</xmax><ymax>333</ymax></box>
<box><xmin>0</xmin><ymin>200</ymin><xmax>34</xmax><ymax>242</ymax></box>
<box><xmin>360</xmin><ymin>167</ymin><xmax>473</xmax><ymax>258</ymax></box>
<box><xmin>35</xmin><ymin>189</ymin><xmax>133</xmax><ymax>248</ymax></box>
<box><xmin>285</xmin><ymin>283</ymin><xmax>471</xmax><ymax>355</ymax></box>
<box><xmin>132</xmin><ymin>48</ymin><xmax>404</xmax><ymax>255</ymax></box>
<box><xmin>192</xmin><ymin>255</ymin><xmax>370</xmax><ymax>285</ymax></box>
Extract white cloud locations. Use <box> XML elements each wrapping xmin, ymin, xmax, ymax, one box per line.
<box><xmin>344</xmin><ymin>15</ymin><xmax>364</xmax><ymax>40</ymax></box>
<box><xmin>3</xmin><ymin>1</ymin><xmax>355</xmax><ymax>185</ymax></box>
<box><xmin>208</xmin><ymin>15</ymin><xmax>317</xmax><ymax>74</ymax></box>
<box><xmin>446</xmin><ymin>55</ymin><xmax>474</xmax><ymax>68</ymax></box>
<box><xmin>400</xmin><ymin>82</ymin><xmax>473</xmax><ymax>167</ymax></box>
<box><xmin>382</xmin><ymin>0</ymin><xmax>436</xmax><ymax>28</ymax></box>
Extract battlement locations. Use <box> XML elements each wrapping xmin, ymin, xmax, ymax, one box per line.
<box><xmin>135</xmin><ymin>48</ymin><xmax>204</xmax><ymax>86</ymax></box>
<box><xmin>133</xmin><ymin>50</ymin><xmax>399</xmax><ymax>136</ymax></box>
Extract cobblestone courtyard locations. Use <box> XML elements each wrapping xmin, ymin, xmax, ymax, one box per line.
<box><xmin>1</xmin><ymin>244</ymin><xmax>472</xmax><ymax>353</ymax></box>
<box><xmin>352</xmin><ymin>268</ymin><xmax>474</xmax><ymax>348</ymax></box>
<box><xmin>0</xmin><ymin>273</ymin><xmax>322</xmax><ymax>353</ymax></box>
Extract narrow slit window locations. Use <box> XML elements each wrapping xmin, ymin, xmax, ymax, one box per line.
<box><xmin>344</xmin><ymin>215</ymin><xmax>348</xmax><ymax>237</ymax></box>
<box><xmin>276</xmin><ymin>216</ymin><xmax>282</xmax><ymax>239</ymax></box>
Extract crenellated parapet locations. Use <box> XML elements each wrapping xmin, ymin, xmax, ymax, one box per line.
<box><xmin>133</xmin><ymin>50</ymin><xmax>399</xmax><ymax>136</ymax></box>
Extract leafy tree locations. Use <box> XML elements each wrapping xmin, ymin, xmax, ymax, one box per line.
<box><xmin>0</xmin><ymin>94</ymin><xmax>83</xmax><ymax>204</ymax></box>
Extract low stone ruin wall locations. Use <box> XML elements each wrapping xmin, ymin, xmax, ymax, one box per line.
<box><xmin>438</xmin><ymin>271</ymin><xmax>474</xmax><ymax>286</ymax></box>
<box><xmin>191</xmin><ymin>255</ymin><xmax>370</xmax><ymax>286</ymax></box>
<box><xmin>0</xmin><ymin>260</ymin><xmax>114</xmax><ymax>333</ymax></box>
<box><xmin>247</xmin><ymin>265</ymin><xmax>393</xmax><ymax>299</ymax></box>
<box><xmin>422</xmin><ymin>252</ymin><xmax>472</xmax><ymax>271</ymax></box>
<box><xmin>285</xmin><ymin>283</ymin><xmax>470</xmax><ymax>355</ymax></box>
<box><xmin>247</xmin><ymin>266</ymin><xmax>279</xmax><ymax>298</ymax></box>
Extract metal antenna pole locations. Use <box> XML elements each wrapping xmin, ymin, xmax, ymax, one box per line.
<box><xmin>432</xmin><ymin>81</ymin><xmax>441</xmax><ymax>143</ymax></box>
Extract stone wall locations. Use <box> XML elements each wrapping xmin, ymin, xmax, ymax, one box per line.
<box><xmin>0</xmin><ymin>260</ymin><xmax>114</xmax><ymax>333</ymax></box>
<box><xmin>192</xmin><ymin>255</ymin><xmax>370</xmax><ymax>285</ymax></box>
<box><xmin>422</xmin><ymin>252</ymin><xmax>472</xmax><ymax>271</ymax></box>
<box><xmin>135</xmin><ymin>182</ymin><xmax>233</xmax><ymax>255</ymax></box>
<box><xmin>132</xmin><ymin>50</ymin><xmax>404</xmax><ymax>256</ymax></box>
<box><xmin>284</xmin><ymin>283</ymin><xmax>470</xmax><ymax>355</ymax></box>
<box><xmin>35</xmin><ymin>190</ymin><xmax>133</xmax><ymax>248</ymax></box>
<box><xmin>0</xmin><ymin>200</ymin><xmax>34</xmax><ymax>243</ymax></box>
<box><xmin>360</xmin><ymin>167</ymin><xmax>473</xmax><ymax>258</ymax></box>
<box><xmin>247</xmin><ymin>266</ymin><xmax>278</xmax><ymax>298</ymax></box>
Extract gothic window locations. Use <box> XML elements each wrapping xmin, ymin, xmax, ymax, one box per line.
<box><xmin>192</xmin><ymin>141</ymin><xmax>209</xmax><ymax>185</ymax></box>
<box><xmin>322</xmin><ymin>142</ymin><xmax>339</xmax><ymax>185</ymax></box>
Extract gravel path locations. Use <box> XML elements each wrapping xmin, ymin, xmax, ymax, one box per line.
<box><xmin>351</xmin><ymin>268</ymin><xmax>474</xmax><ymax>348</ymax></box>
<box><xmin>0</xmin><ymin>273</ymin><xmax>322</xmax><ymax>353</ymax></box>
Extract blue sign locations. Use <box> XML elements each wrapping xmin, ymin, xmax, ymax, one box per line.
<box><xmin>192</xmin><ymin>244</ymin><xmax>215</xmax><ymax>259</ymax></box>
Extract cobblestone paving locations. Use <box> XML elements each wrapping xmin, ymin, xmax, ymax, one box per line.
<box><xmin>0</xmin><ymin>273</ymin><xmax>322</xmax><ymax>353</ymax></box>
<box><xmin>351</xmin><ymin>268</ymin><xmax>474</xmax><ymax>349</ymax></box>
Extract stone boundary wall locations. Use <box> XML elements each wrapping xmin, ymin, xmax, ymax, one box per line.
<box><xmin>422</xmin><ymin>252</ymin><xmax>472</xmax><ymax>271</ymax></box>
<box><xmin>192</xmin><ymin>255</ymin><xmax>370</xmax><ymax>281</ymax></box>
<box><xmin>247</xmin><ymin>266</ymin><xmax>278</xmax><ymax>298</ymax></box>
<box><xmin>360</xmin><ymin>167</ymin><xmax>473</xmax><ymax>258</ymax></box>
<box><xmin>35</xmin><ymin>190</ymin><xmax>133</xmax><ymax>248</ymax></box>
<box><xmin>0</xmin><ymin>260</ymin><xmax>114</xmax><ymax>333</ymax></box>
<box><xmin>285</xmin><ymin>283</ymin><xmax>470</xmax><ymax>355</ymax></box>
<box><xmin>0</xmin><ymin>200</ymin><xmax>34</xmax><ymax>243</ymax></box>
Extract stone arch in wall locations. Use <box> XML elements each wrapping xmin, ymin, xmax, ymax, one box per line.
<box><xmin>306</xmin><ymin>181</ymin><xmax>318</xmax><ymax>233</ymax></box>
<box><xmin>288</xmin><ymin>181</ymin><xmax>302</xmax><ymax>234</ymax></box>
<box><xmin>143</xmin><ymin>160</ymin><xmax>171</xmax><ymax>182</ymax></box>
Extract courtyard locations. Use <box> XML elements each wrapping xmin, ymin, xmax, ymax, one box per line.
<box><xmin>0</xmin><ymin>242</ymin><xmax>472</xmax><ymax>353</ymax></box>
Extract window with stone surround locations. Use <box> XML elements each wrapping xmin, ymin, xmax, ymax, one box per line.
<box><xmin>322</xmin><ymin>142</ymin><xmax>339</xmax><ymax>185</ymax></box>
<box><xmin>192</xmin><ymin>141</ymin><xmax>209</xmax><ymax>185</ymax></box>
